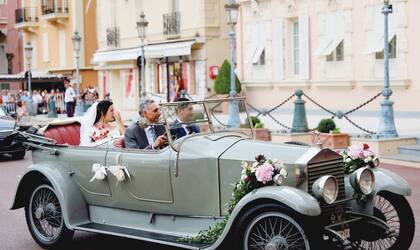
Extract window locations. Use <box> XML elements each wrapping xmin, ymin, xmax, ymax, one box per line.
<box><xmin>293</xmin><ymin>21</ymin><xmax>300</xmax><ymax>75</ymax></box>
<box><xmin>252</xmin><ymin>49</ymin><xmax>265</xmax><ymax>66</ymax></box>
<box><xmin>376</xmin><ymin>36</ymin><xmax>396</xmax><ymax>59</ymax></box>
<box><xmin>326</xmin><ymin>41</ymin><xmax>344</xmax><ymax>62</ymax></box>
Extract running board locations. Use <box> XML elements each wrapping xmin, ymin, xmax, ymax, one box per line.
<box><xmin>73</xmin><ymin>222</ymin><xmax>210</xmax><ymax>250</ymax></box>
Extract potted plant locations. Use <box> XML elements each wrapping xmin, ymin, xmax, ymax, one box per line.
<box><xmin>311</xmin><ymin>118</ymin><xmax>349</xmax><ymax>149</ymax></box>
<box><xmin>213</xmin><ymin>60</ymin><xmax>241</xmax><ymax>113</ymax></box>
<box><xmin>241</xmin><ymin>116</ymin><xmax>271</xmax><ymax>141</ymax></box>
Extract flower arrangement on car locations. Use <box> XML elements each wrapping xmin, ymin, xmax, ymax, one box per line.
<box><xmin>89</xmin><ymin>124</ymin><xmax>111</xmax><ymax>142</ymax></box>
<box><xmin>180</xmin><ymin>155</ymin><xmax>288</xmax><ymax>244</ymax></box>
<box><xmin>341</xmin><ymin>144</ymin><xmax>379</xmax><ymax>174</ymax></box>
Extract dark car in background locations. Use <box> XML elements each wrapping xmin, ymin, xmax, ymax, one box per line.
<box><xmin>0</xmin><ymin>106</ymin><xmax>26</xmax><ymax>160</ymax></box>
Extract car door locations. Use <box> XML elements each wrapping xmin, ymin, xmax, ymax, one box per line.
<box><xmin>105</xmin><ymin>146</ymin><xmax>174</xmax><ymax>213</ymax></box>
<box><xmin>68</xmin><ymin>145</ymin><xmax>111</xmax><ymax>204</ymax></box>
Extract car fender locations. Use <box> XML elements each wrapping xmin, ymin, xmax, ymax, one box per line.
<box><xmin>10</xmin><ymin>163</ymin><xmax>89</xmax><ymax>229</ymax></box>
<box><xmin>207</xmin><ymin>186</ymin><xmax>320</xmax><ymax>249</ymax></box>
<box><xmin>373</xmin><ymin>167</ymin><xmax>411</xmax><ymax>196</ymax></box>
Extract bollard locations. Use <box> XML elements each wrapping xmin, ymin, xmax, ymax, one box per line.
<box><xmin>292</xmin><ymin>89</ymin><xmax>309</xmax><ymax>133</ymax></box>
<box><xmin>47</xmin><ymin>96</ymin><xmax>58</xmax><ymax>118</ymax></box>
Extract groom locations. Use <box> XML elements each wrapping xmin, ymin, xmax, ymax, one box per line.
<box><xmin>124</xmin><ymin>99</ymin><xmax>167</xmax><ymax>150</ymax></box>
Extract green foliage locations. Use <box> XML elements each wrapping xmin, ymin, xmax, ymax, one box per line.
<box><xmin>332</xmin><ymin>127</ymin><xmax>341</xmax><ymax>133</ymax></box>
<box><xmin>243</xmin><ymin>116</ymin><xmax>264</xmax><ymax>128</ymax></box>
<box><xmin>179</xmin><ymin>217</ymin><xmax>229</xmax><ymax>244</ymax></box>
<box><xmin>214</xmin><ymin>60</ymin><xmax>241</xmax><ymax>94</ymax></box>
<box><xmin>192</xmin><ymin>112</ymin><xmax>205</xmax><ymax>121</ymax></box>
<box><xmin>317</xmin><ymin>118</ymin><xmax>336</xmax><ymax>133</ymax></box>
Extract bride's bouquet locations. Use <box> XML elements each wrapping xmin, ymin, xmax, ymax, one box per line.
<box><xmin>90</xmin><ymin>124</ymin><xmax>111</xmax><ymax>142</ymax></box>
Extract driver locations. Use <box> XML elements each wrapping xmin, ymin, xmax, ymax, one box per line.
<box><xmin>124</xmin><ymin>99</ymin><xmax>167</xmax><ymax>150</ymax></box>
<box><xmin>171</xmin><ymin>97</ymin><xmax>200</xmax><ymax>139</ymax></box>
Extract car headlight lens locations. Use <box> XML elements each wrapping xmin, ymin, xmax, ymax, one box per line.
<box><xmin>312</xmin><ymin>175</ymin><xmax>339</xmax><ymax>204</ymax></box>
<box><xmin>350</xmin><ymin>167</ymin><xmax>375</xmax><ymax>195</ymax></box>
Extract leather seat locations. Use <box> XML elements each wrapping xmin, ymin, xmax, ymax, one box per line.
<box><xmin>44</xmin><ymin>122</ymin><xmax>81</xmax><ymax>146</ymax></box>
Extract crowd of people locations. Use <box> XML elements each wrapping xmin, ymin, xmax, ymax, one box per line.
<box><xmin>0</xmin><ymin>84</ymin><xmax>99</xmax><ymax>122</ymax></box>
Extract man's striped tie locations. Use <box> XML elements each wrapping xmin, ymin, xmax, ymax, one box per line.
<box><xmin>150</xmin><ymin>125</ymin><xmax>157</xmax><ymax>142</ymax></box>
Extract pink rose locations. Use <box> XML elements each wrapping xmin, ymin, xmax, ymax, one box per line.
<box><xmin>255</xmin><ymin>163</ymin><xmax>274</xmax><ymax>184</ymax></box>
<box><xmin>363</xmin><ymin>149</ymin><xmax>375</xmax><ymax>157</ymax></box>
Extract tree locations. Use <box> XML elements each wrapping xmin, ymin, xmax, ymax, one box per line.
<box><xmin>214</xmin><ymin>60</ymin><xmax>241</xmax><ymax>95</ymax></box>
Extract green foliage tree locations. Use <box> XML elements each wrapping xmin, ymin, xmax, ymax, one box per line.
<box><xmin>214</xmin><ymin>60</ymin><xmax>241</xmax><ymax>94</ymax></box>
<box><xmin>317</xmin><ymin>118</ymin><xmax>336</xmax><ymax>133</ymax></box>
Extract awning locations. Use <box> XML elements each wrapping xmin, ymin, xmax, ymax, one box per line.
<box><xmin>364</xmin><ymin>31</ymin><xmax>396</xmax><ymax>54</ymax></box>
<box><xmin>314</xmin><ymin>37</ymin><xmax>343</xmax><ymax>56</ymax></box>
<box><xmin>92</xmin><ymin>40</ymin><xmax>196</xmax><ymax>64</ymax></box>
<box><xmin>0</xmin><ymin>72</ymin><xmax>66</xmax><ymax>82</ymax></box>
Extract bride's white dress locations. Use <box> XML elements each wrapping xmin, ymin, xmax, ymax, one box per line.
<box><xmin>79</xmin><ymin>102</ymin><xmax>122</xmax><ymax>146</ymax></box>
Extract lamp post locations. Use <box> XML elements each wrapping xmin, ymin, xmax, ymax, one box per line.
<box><xmin>72</xmin><ymin>30</ymin><xmax>83</xmax><ymax>116</ymax></box>
<box><xmin>225</xmin><ymin>0</ymin><xmax>240</xmax><ymax>128</ymax></box>
<box><xmin>136</xmin><ymin>12</ymin><xmax>148</xmax><ymax>100</ymax></box>
<box><xmin>24</xmin><ymin>42</ymin><xmax>35</xmax><ymax>116</ymax></box>
<box><xmin>378</xmin><ymin>0</ymin><xmax>398</xmax><ymax>138</ymax></box>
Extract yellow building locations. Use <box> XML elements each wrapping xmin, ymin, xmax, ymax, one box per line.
<box><xmin>93</xmin><ymin>0</ymin><xmax>231</xmax><ymax>118</ymax></box>
<box><xmin>15</xmin><ymin>0</ymin><xmax>98</xmax><ymax>91</ymax></box>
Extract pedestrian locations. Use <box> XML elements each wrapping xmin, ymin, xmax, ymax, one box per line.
<box><xmin>64</xmin><ymin>81</ymin><xmax>76</xmax><ymax>117</ymax></box>
<box><xmin>81</xmin><ymin>85</ymin><xmax>98</xmax><ymax>112</ymax></box>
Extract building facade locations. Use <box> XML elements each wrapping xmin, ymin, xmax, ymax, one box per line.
<box><xmin>237</xmin><ymin>0</ymin><xmax>420</xmax><ymax>116</ymax></box>
<box><xmin>93</xmin><ymin>0</ymin><xmax>231</xmax><ymax>118</ymax></box>
<box><xmin>0</xmin><ymin>0</ymin><xmax>24</xmax><ymax>90</ymax></box>
<box><xmin>15</xmin><ymin>0</ymin><xmax>98</xmax><ymax>91</ymax></box>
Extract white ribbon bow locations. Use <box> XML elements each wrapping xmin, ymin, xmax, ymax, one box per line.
<box><xmin>108</xmin><ymin>165</ymin><xmax>131</xmax><ymax>187</ymax></box>
<box><xmin>90</xmin><ymin>163</ymin><xmax>107</xmax><ymax>182</ymax></box>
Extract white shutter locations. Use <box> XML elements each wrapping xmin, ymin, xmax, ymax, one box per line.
<box><xmin>299</xmin><ymin>15</ymin><xmax>310</xmax><ymax>79</ymax></box>
<box><xmin>59</xmin><ymin>29</ymin><xmax>66</xmax><ymax>67</ymax></box>
<box><xmin>246</xmin><ymin>24</ymin><xmax>258</xmax><ymax>63</ymax></box>
<box><xmin>42</xmin><ymin>33</ymin><xmax>49</xmax><ymax>62</ymax></box>
<box><xmin>251</xmin><ymin>23</ymin><xmax>266</xmax><ymax>64</ymax></box>
<box><xmin>273</xmin><ymin>19</ymin><xmax>284</xmax><ymax>80</ymax></box>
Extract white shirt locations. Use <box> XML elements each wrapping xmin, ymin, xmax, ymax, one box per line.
<box><xmin>64</xmin><ymin>87</ymin><xmax>76</xmax><ymax>103</ymax></box>
<box><xmin>144</xmin><ymin>125</ymin><xmax>156</xmax><ymax>149</ymax></box>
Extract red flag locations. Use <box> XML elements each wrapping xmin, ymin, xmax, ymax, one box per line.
<box><xmin>102</xmin><ymin>71</ymin><xmax>107</xmax><ymax>97</ymax></box>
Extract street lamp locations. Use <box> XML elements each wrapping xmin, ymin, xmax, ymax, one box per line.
<box><xmin>225</xmin><ymin>0</ymin><xmax>240</xmax><ymax>128</ymax></box>
<box><xmin>24</xmin><ymin>42</ymin><xmax>35</xmax><ymax>116</ymax></box>
<box><xmin>136</xmin><ymin>11</ymin><xmax>148</xmax><ymax>100</ymax></box>
<box><xmin>378</xmin><ymin>0</ymin><xmax>398</xmax><ymax>138</ymax></box>
<box><xmin>72</xmin><ymin>30</ymin><xmax>83</xmax><ymax>116</ymax></box>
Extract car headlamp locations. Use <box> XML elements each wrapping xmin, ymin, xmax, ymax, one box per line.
<box><xmin>350</xmin><ymin>167</ymin><xmax>375</xmax><ymax>195</ymax></box>
<box><xmin>312</xmin><ymin>175</ymin><xmax>339</xmax><ymax>204</ymax></box>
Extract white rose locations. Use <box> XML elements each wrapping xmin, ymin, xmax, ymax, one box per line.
<box><xmin>279</xmin><ymin>168</ymin><xmax>288</xmax><ymax>178</ymax></box>
<box><xmin>345</xmin><ymin>158</ymin><xmax>352</xmax><ymax>163</ymax></box>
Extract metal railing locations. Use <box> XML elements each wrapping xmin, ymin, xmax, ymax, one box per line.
<box><xmin>41</xmin><ymin>0</ymin><xmax>69</xmax><ymax>15</ymax></box>
<box><xmin>106</xmin><ymin>26</ymin><xmax>120</xmax><ymax>48</ymax></box>
<box><xmin>15</xmin><ymin>7</ymin><xmax>38</xmax><ymax>24</ymax></box>
<box><xmin>163</xmin><ymin>12</ymin><xmax>181</xmax><ymax>37</ymax></box>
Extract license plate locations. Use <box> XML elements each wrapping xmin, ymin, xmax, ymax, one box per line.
<box><xmin>338</xmin><ymin>228</ymin><xmax>350</xmax><ymax>239</ymax></box>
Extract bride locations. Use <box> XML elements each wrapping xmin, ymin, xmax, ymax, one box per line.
<box><xmin>79</xmin><ymin>100</ymin><xmax>126</xmax><ymax>146</ymax></box>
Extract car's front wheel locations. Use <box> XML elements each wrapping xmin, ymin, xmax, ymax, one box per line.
<box><xmin>25</xmin><ymin>184</ymin><xmax>73</xmax><ymax>249</ymax></box>
<box><xmin>354</xmin><ymin>191</ymin><xmax>415</xmax><ymax>250</ymax></box>
<box><xmin>234</xmin><ymin>204</ymin><xmax>313</xmax><ymax>250</ymax></box>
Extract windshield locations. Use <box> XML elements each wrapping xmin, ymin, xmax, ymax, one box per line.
<box><xmin>0</xmin><ymin>106</ymin><xmax>6</xmax><ymax>117</ymax></box>
<box><xmin>160</xmin><ymin>97</ymin><xmax>254</xmax><ymax>146</ymax></box>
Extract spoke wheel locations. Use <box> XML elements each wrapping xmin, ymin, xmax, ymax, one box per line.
<box><xmin>354</xmin><ymin>191</ymin><xmax>414</xmax><ymax>250</ymax></box>
<box><xmin>25</xmin><ymin>183</ymin><xmax>73</xmax><ymax>249</ymax></box>
<box><xmin>244</xmin><ymin>212</ymin><xmax>310</xmax><ymax>250</ymax></box>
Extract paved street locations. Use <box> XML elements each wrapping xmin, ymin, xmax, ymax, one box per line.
<box><xmin>0</xmin><ymin>153</ymin><xmax>418</xmax><ymax>250</ymax></box>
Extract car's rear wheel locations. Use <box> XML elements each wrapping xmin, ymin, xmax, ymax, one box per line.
<box><xmin>25</xmin><ymin>184</ymin><xmax>73</xmax><ymax>249</ymax></box>
<box><xmin>234</xmin><ymin>204</ymin><xmax>314</xmax><ymax>250</ymax></box>
<box><xmin>354</xmin><ymin>191</ymin><xmax>415</xmax><ymax>250</ymax></box>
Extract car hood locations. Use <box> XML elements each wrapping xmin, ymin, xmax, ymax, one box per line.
<box><xmin>220</xmin><ymin>139</ymin><xmax>310</xmax><ymax>163</ymax></box>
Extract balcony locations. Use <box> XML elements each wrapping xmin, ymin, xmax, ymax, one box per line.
<box><xmin>163</xmin><ymin>12</ymin><xmax>181</xmax><ymax>39</ymax></box>
<box><xmin>41</xmin><ymin>0</ymin><xmax>69</xmax><ymax>23</ymax></box>
<box><xmin>15</xmin><ymin>7</ymin><xmax>39</xmax><ymax>32</ymax></box>
<box><xmin>106</xmin><ymin>26</ymin><xmax>120</xmax><ymax>48</ymax></box>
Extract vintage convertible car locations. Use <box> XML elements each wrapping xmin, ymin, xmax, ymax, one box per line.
<box><xmin>10</xmin><ymin>98</ymin><xmax>414</xmax><ymax>249</ymax></box>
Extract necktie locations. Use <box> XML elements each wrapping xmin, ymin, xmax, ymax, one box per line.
<box><xmin>186</xmin><ymin>126</ymin><xmax>193</xmax><ymax>135</ymax></box>
<box><xmin>150</xmin><ymin>126</ymin><xmax>157</xmax><ymax>142</ymax></box>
